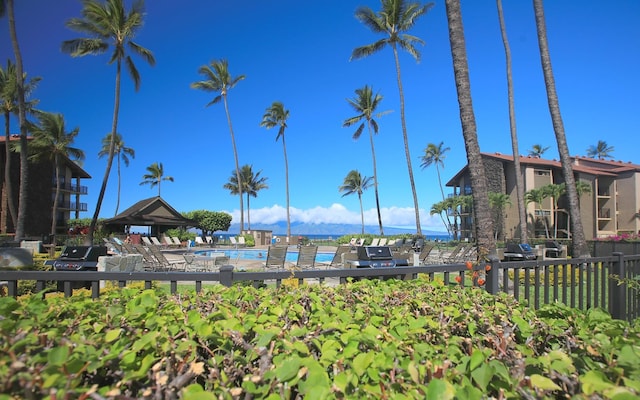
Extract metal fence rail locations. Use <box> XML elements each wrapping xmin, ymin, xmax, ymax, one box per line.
<box><xmin>2</xmin><ymin>252</ymin><xmax>639</xmax><ymax>322</ymax></box>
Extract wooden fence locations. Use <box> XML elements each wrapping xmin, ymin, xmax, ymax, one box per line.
<box><xmin>2</xmin><ymin>252</ymin><xmax>639</xmax><ymax>322</ymax></box>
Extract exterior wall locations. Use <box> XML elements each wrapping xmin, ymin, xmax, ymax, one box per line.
<box><xmin>615</xmin><ymin>171</ymin><xmax>640</xmax><ymax>235</ymax></box>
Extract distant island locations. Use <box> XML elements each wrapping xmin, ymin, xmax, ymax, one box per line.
<box><xmin>227</xmin><ymin>222</ymin><xmax>449</xmax><ymax>238</ymax></box>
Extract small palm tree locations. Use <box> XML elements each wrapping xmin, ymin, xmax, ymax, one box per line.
<box><xmin>98</xmin><ymin>132</ymin><xmax>134</xmax><ymax>216</ymax></box>
<box><xmin>140</xmin><ymin>162</ymin><xmax>173</xmax><ymax>197</ymax></box>
<box><xmin>528</xmin><ymin>144</ymin><xmax>549</xmax><ymax>158</ymax></box>
<box><xmin>191</xmin><ymin>59</ymin><xmax>245</xmax><ymax>231</ymax></box>
<box><xmin>28</xmin><ymin>111</ymin><xmax>84</xmax><ymax>236</ymax></box>
<box><xmin>339</xmin><ymin>170</ymin><xmax>373</xmax><ymax>235</ymax></box>
<box><xmin>488</xmin><ymin>192</ymin><xmax>511</xmax><ymax>241</ymax></box>
<box><xmin>420</xmin><ymin>142</ymin><xmax>452</xmax><ymax>235</ymax></box>
<box><xmin>525</xmin><ymin>187</ymin><xmax>550</xmax><ymax>239</ymax></box>
<box><xmin>0</xmin><ymin>59</ymin><xmax>40</xmax><ymax>228</ymax></box>
<box><xmin>351</xmin><ymin>0</ymin><xmax>433</xmax><ymax>236</ymax></box>
<box><xmin>586</xmin><ymin>140</ymin><xmax>614</xmax><ymax>160</ymax></box>
<box><xmin>543</xmin><ymin>183</ymin><xmax>566</xmax><ymax>239</ymax></box>
<box><xmin>260</xmin><ymin>101</ymin><xmax>291</xmax><ymax>241</ymax></box>
<box><xmin>343</xmin><ymin>85</ymin><xmax>389</xmax><ymax>236</ymax></box>
<box><xmin>224</xmin><ymin>165</ymin><xmax>268</xmax><ymax>230</ymax></box>
<box><xmin>63</xmin><ymin>0</ymin><xmax>155</xmax><ymax>243</ymax></box>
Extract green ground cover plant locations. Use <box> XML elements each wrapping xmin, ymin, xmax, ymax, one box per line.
<box><xmin>1</xmin><ymin>278</ymin><xmax>639</xmax><ymax>399</ymax></box>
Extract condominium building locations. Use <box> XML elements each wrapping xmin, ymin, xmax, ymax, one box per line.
<box><xmin>446</xmin><ymin>152</ymin><xmax>640</xmax><ymax>241</ymax></box>
<box><xmin>0</xmin><ymin>135</ymin><xmax>90</xmax><ymax>238</ymax></box>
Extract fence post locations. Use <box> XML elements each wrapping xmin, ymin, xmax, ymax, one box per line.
<box><xmin>220</xmin><ymin>264</ymin><xmax>234</xmax><ymax>287</ymax></box>
<box><xmin>485</xmin><ymin>257</ymin><xmax>501</xmax><ymax>295</ymax></box>
<box><xmin>609</xmin><ymin>252</ymin><xmax>626</xmax><ymax>320</ymax></box>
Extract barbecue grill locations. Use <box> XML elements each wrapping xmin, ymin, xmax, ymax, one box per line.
<box><xmin>346</xmin><ymin>246</ymin><xmax>409</xmax><ymax>268</ymax></box>
<box><xmin>45</xmin><ymin>246</ymin><xmax>108</xmax><ymax>271</ymax></box>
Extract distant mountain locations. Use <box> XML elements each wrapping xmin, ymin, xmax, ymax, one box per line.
<box><xmin>227</xmin><ymin>222</ymin><xmax>449</xmax><ymax>238</ymax></box>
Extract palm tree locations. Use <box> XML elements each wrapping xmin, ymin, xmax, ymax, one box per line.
<box><xmin>28</xmin><ymin>112</ymin><xmax>84</xmax><ymax>236</ymax></box>
<box><xmin>5</xmin><ymin>0</ymin><xmax>31</xmax><ymax>240</ymax></box>
<box><xmin>525</xmin><ymin>187</ymin><xmax>550</xmax><ymax>239</ymax></box>
<box><xmin>586</xmin><ymin>140</ymin><xmax>614</xmax><ymax>160</ymax></box>
<box><xmin>191</xmin><ymin>59</ymin><xmax>245</xmax><ymax>231</ymax></box>
<box><xmin>533</xmin><ymin>0</ymin><xmax>589</xmax><ymax>257</ymax></box>
<box><xmin>528</xmin><ymin>144</ymin><xmax>549</xmax><ymax>158</ymax></box>
<box><xmin>140</xmin><ymin>162</ymin><xmax>173</xmax><ymax>197</ymax></box>
<box><xmin>488</xmin><ymin>192</ymin><xmax>511</xmax><ymax>241</ymax></box>
<box><xmin>429</xmin><ymin>200</ymin><xmax>449</xmax><ymax>233</ymax></box>
<box><xmin>0</xmin><ymin>59</ymin><xmax>40</xmax><ymax>228</ymax></box>
<box><xmin>343</xmin><ymin>85</ymin><xmax>388</xmax><ymax>236</ymax></box>
<box><xmin>62</xmin><ymin>0</ymin><xmax>155</xmax><ymax>243</ymax></box>
<box><xmin>224</xmin><ymin>165</ymin><xmax>268</xmax><ymax>230</ymax></box>
<box><xmin>496</xmin><ymin>0</ymin><xmax>527</xmax><ymax>244</ymax></box>
<box><xmin>351</xmin><ymin>0</ymin><xmax>433</xmax><ymax>236</ymax></box>
<box><xmin>260</xmin><ymin>101</ymin><xmax>292</xmax><ymax>241</ymax></box>
<box><xmin>339</xmin><ymin>170</ymin><xmax>373</xmax><ymax>235</ymax></box>
<box><xmin>98</xmin><ymin>132</ymin><xmax>134</xmax><ymax>216</ymax></box>
<box><xmin>543</xmin><ymin>183</ymin><xmax>565</xmax><ymax>239</ymax></box>
<box><xmin>420</xmin><ymin>142</ymin><xmax>452</xmax><ymax>235</ymax></box>
<box><xmin>444</xmin><ymin>0</ymin><xmax>496</xmax><ymax>259</ymax></box>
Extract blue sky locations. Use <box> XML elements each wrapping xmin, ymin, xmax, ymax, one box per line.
<box><xmin>1</xmin><ymin>0</ymin><xmax>638</xmax><ymax>233</ymax></box>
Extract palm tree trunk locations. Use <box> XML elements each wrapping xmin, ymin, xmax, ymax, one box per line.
<box><xmin>4</xmin><ymin>112</ymin><xmax>17</xmax><ymax>227</ymax></box>
<box><xmin>533</xmin><ymin>0</ymin><xmax>589</xmax><ymax>257</ymax></box>
<box><xmin>436</xmin><ymin>165</ymin><xmax>453</xmax><ymax>235</ymax></box>
<box><xmin>367</xmin><ymin>121</ymin><xmax>384</xmax><ymax>235</ymax></box>
<box><xmin>358</xmin><ymin>193</ymin><xmax>365</xmax><ymax>235</ymax></box>
<box><xmin>391</xmin><ymin>44</ymin><xmax>422</xmax><ymax>236</ymax></box>
<box><xmin>445</xmin><ymin>0</ymin><xmax>497</xmax><ymax>259</ymax></box>
<box><xmin>88</xmin><ymin>59</ymin><xmax>122</xmax><ymax>244</ymax></box>
<box><xmin>246</xmin><ymin>193</ymin><xmax>251</xmax><ymax>230</ymax></box>
<box><xmin>282</xmin><ymin>134</ymin><xmax>291</xmax><ymax>242</ymax></box>
<box><xmin>7</xmin><ymin>0</ymin><xmax>28</xmax><ymax>241</ymax></box>
<box><xmin>115</xmin><ymin>155</ymin><xmax>121</xmax><ymax>215</ymax></box>
<box><xmin>497</xmin><ymin>0</ymin><xmax>528</xmax><ymax>244</ymax></box>
<box><xmin>223</xmin><ymin>95</ymin><xmax>244</xmax><ymax>233</ymax></box>
<box><xmin>51</xmin><ymin>154</ymin><xmax>60</xmax><ymax>236</ymax></box>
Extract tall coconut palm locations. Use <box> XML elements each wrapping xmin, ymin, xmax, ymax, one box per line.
<box><xmin>5</xmin><ymin>0</ymin><xmax>30</xmax><ymax>240</ymax></box>
<box><xmin>343</xmin><ymin>85</ymin><xmax>388</xmax><ymax>236</ymax></box>
<box><xmin>429</xmin><ymin>200</ymin><xmax>449</xmax><ymax>233</ymax></box>
<box><xmin>191</xmin><ymin>59</ymin><xmax>245</xmax><ymax>232</ymax></box>
<box><xmin>420</xmin><ymin>142</ymin><xmax>452</xmax><ymax>235</ymax></box>
<box><xmin>260</xmin><ymin>101</ymin><xmax>291</xmax><ymax>241</ymax></box>
<box><xmin>28</xmin><ymin>112</ymin><xmax>84</xmax><ymax>236</ymax></box>
<box><xmin>224</xmin><ymin>165</ymin><xmax>268</xmax><ymax>230</ymax></box>
<box><xmin>98</xmin><ymin>132</ymin><xmax>134</xmax><ymax>216</ymax></box>
<box><xmin>62</xmin><ymin>0</ymin><xmax>155</xmax><ymax>243</ymax></box>
<box><xmin>586</xmin><ymin>140</ymin><xmax>614</xmax><ymax>160</ymax></box>
<box><xmin>0</xmin><ymin>60</ymin><xmax>40</xmax><ymax>228</ymax></box>
<box><xmin>496</xmin><ymin>0</ymin><xmax>528</xmax><ymax>244</ymax></box>
<box><xmin>351</xmin><ymin>0</ymin><xmax>433</xmax><ymax>236</ymax></box>
<box><xmin>140</xmin><ymin>162</ymin><xmax>173</xmax><ymax>197</ymax></box>
<box><xmin>543</xmin><ymin>183</ymin><xmax>565</xmax><ymax>240</ymax></box>
<box><xmin>525</xmin><ymin>187</ymin><xmax>550</xmax><ymax>239</ymax></box>
<box><xmin>533</xmin><ymin>0</ymin><xmax>589</xmax><ymax>257</ymax></box>
<box><xmin>444</xmin><ymin>0</ymin><xmax>496</xmax><ymax>260</ymax></box>
<box><xmin>528</xmin><ymin>144</ymin><xmax>549</xmax><ymax>158</ymax></box>
<box><xmin>339</xmin><ymin>170</ymin><xmax>373</xmax><ymax>235</ymax></box>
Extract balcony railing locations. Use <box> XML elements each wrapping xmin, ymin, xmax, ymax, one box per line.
<box><xmin>52</xmin><ymin>181</ymin><xmax>88</xmax><ymax>194</ymax></box>
<box><xmin>56</xmin><ymin>201</ymin><xmax>88</xmax><ymax>211</ymax></box>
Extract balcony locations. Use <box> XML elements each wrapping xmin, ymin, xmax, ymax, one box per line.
<box><xmin>52</xmin><ymin>181</ymin><xmax>88</xmax><ymax>195</ymax></box>
<box><xmin>57</xmin><ymin>201</ymin><xmax>88</xmax><ymax>212</ymax></box>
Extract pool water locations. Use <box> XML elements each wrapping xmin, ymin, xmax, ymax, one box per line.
<box><xmin>195</xmin><ymin>248</ymin><xmax>334</xmax><ymax>263</ymax></box>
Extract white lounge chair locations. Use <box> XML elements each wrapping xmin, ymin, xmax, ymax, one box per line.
<box><xmin>195</xmin><ymin>236</ymin><xmax>206</xmax><ymax>247</ymax></box>
<box><xmin>151</xmin><ymin>236</ymin><xmax>164</xmax><ymax>247</ymax></box>
<box><xmin>370</xmin><ymin>238</ymin><xmax>380</xmax><ymax>246</ymax></box>
<box><xmin>237</xmin><ymin>236</ymin><xmax>246</xmax><ymax>247</ymax></box>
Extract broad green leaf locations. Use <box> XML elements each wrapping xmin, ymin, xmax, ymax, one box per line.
<box><xmin>408</xmin><ymin>361</ymin><xmax>420</xmax><ymax>384</ymax></box>
<box><xmin>276</xmin><ymin>356</ymin><xmax>302</xmax><ymax>382</ymax></box>
<box><xmin>530</xmin><ymin>374</ymin><xmax>561</xmax><ymax>391</ymax></box>
<box><xmin>352</xmin><ymin>352</ymin><xmax>374</xmax><ymax>377</ymax></box>
<box><xmin>471</xmin><ymin>364</ymin><xmax>494</xmax><ymax>391</ymax></box>
<box><xmin>469</xmin><ymin>349</ymin><xmax>485</xmax><ymax>371</ymax></box>
<box><xmin>47</xmin><ymin>346</ymin><xmax>69</xmax><ymax>366</ymax></box>
<box><xmin>580</xmin><ymin>370</ymin><xmax>615</xmax><ymax>395</ymax></box>
<box><xmin>104</xmin><ymin>328</ymin><xmax>122</xmax><ymax>343</ymax></box>
<box><xmin>427</xmin><ymin>378</ymin><xmax>455</xmax><ymax>400</ymax></box>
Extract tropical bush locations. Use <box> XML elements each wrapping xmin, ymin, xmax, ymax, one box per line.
<box><xmin>0</xmin><ymin>279</ymin><xmax>638</xmax><ymax>399</ymax></box>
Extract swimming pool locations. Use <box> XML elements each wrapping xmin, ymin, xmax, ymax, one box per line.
<box><xmin>195</xmin><ymin>248</ymin><xmax>334</xmax><ymax>263</ymax></box>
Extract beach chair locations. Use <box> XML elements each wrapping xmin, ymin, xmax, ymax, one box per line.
<box><xmin>370</xmin><ymin>238</ymin><xmax>380</xmax><ymax>247</ymax></box>
<box><xmin>264</xmin><ymin>245</ymin><xmax>288</xmax><ymax>270</ymax></box>
<box><xmin>418</xmin><ymin>242</ymin><xmax>436</xmax><ymax>265</ymax></box>
<box><xmin>230</xmin><ymin>236</ymin><xmax>238</xmax><ymax>248</ymax></box>
<box><xmin>318</xmin><ymin>245</ymin><xmax>353</xmax><ymax>269</ymax></box>
<box><xmin>296</xmin><ymin>245</ymin><xmax>318</xmax><ymax>270</ymax></box>
<box><xmin>237</xmin><ymin>236</ymin><xmax>246</xmax><ymax>247</ymax></box>
<box><xmin>378</xmin><ymin>238</ymin><xmax>388</xmax><ymax>246</ymax></box>
<box><xmin>195</xmin><ymin>236</ymin><xmax>206</xmax><ymax>247</ymax></box>
<box><xmin>172</xmin><ymin>237</ymin><xmax>182</xmax><ymax>247</ymax></box>
<box><xmin>142</xmin><ymin>236</ymin><xmax>153</xmax><ymax>246</ymax></box>
<box><xmin>151</xmin><ymin>236</ymin><xmax>164</xmax><ymax>247</ymax></box>
<box><xmin>441</xmin><ymin>243</ymin><xmax>469</xmax><ymax>263</ymax></box>
<box><xmin>163</xmin><ymin>236</ymin><xmax>176</xmax><ymax>248</ymax></box>
<box><xmin>355</xmin><ymin>238</ymin><xmax>365</xmax><ymax>246</ymax></box>
<box><xmin>205</xmin><ymin>236</ymin><xmax>214</xmax><ymax>245</ymax></box>
<box><xmin>130</xmin><ymin>244</ymin><xmax>160</xmax><ymax>271</ymax></box>
<box><xmin>147</xmin><ymin>245</ymin><xmax>186</xmax><ymax>271</ymax></box>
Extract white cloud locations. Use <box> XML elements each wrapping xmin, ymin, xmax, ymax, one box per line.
<box><xmin>224</xmin><ymin>203</ymin><xmax>446</xmax><ymax>231</ymax></box>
